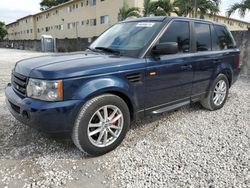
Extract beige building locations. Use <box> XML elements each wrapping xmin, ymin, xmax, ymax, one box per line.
<box><xmin>6</xmin><ymin>0</ymin><xmax>250</xmax><ymax>40</ymax></box>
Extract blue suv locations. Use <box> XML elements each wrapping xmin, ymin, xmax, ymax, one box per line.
<box><xmin>5</xmin><ymin>17</ymin><xmax>240</xmax><ymax>156</ymax></box>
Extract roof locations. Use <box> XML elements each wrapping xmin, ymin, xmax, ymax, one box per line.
<box><xmin>6</xmin><ymin>0</ymin><xmax>80</xmax><ymax>26</ymax></box>
<box><xmin>34</xmin><ymin>0</ymin><xmax>81</xmax><ymax>16</ymax></box>
<box><xmin>123</xmin><ymin>16</ymin><xmax>224</xmax><ymax>26</ymax></box>
<box><xmin>215</xmin><ymin>14</ymin><xmax>250</xmax><ymax>25</ymax></box>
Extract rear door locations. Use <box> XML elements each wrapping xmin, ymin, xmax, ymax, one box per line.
<box><xmin>191</xmin><ymin>21</ymin><xmax>220</xmax><ymax>100</ymax></box>
<box><xmin>145</xmin><ymin>20</ymin><xmax>194</xmax><ymax>112</ymax></box>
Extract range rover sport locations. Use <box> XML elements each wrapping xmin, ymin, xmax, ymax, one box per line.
<box><xmin>5</xmin><ymin>16</ymin><xmax>240</xmax><ymax>156</ymax></box>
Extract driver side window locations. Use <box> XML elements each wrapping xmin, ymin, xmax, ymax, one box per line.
<box><xmin>159</xmin><ymin>21</ymin><xmax>190</xmax><ymax>53</ymax></box>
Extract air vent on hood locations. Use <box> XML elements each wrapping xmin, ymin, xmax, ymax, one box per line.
<box><xmin>126</xmin><ymin>73</ymin><xmax>141</xmax><ymax>83</ymax></box>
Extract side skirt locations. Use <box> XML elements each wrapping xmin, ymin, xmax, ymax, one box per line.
<box><xmin>151</xmin><ymin>100</ymin><xmax>190</xmax><ymax>114</ymax></box>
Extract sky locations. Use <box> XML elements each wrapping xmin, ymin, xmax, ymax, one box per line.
<box><xmin>0</xmin><ymin>0</ymin><xmax>249</xmax><ymax>24</ymax></box>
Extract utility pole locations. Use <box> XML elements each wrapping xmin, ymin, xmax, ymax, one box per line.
<box><xmin>194</xmin><ymin>0</ymin><xmax>197</xmax><ymax>18</ymax></box>
<box><xmin>75</xmin><ymin>21</ymin><xmax>79</xmax><ymax>38</ymax></box>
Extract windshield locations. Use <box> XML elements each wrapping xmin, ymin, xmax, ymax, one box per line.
<box><xmin>89</xmin><ymin>21</ymin><xmax>162</xmax><ymax>57</ymax></box>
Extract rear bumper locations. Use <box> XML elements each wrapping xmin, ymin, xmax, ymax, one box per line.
<box><xmin>5</xmin><ymin>84</ymin><xmax>82</xmax><ymax>134</ymax></box>
<box><xmin>232</xmin><ymin>68</ymin><xmax>241</xmax><ymax>86</ymax></box>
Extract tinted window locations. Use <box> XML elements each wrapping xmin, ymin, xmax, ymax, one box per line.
<box><xmin>214</xmin><ymin>25</ymin><xmax>234</xmax><ymax>50</ymax></box>
<box><xmin>159</xmin><ymin>21</ymin><xmax>190</xmax><ymax>53</ymax></box>
<box><xmin>194</xmin><ymin>23</ymin><xmax>211</xmax><ymax>51</ymax></box>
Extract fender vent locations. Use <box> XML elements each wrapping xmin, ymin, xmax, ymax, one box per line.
<box><xmin>126</xmin><ymin>73</ymin><xmax>141</xmax><ymax>83</ymax></box>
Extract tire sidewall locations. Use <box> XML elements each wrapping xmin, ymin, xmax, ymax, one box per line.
<box><xmin>209</xmin><ymin>74</ymin><xmax>229</xmax><ymax>110</ymax></box>
<box><xmin>75</xmin><ymin>95</ymin><xmax>130</xmax><ymax>156</ymax></box>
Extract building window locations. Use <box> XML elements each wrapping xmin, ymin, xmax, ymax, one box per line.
<box><xmin>90</xmin><ymin>0</ymin><xmax>96</xmax><ymax>6</ymax></box>
<box><xmin>76</xmin><ymin>3</ymin><xmax>78</xmax><ymax>8</ymax></box>
<box><xmin>45</xmin><ymin>27</ymin><xmax>50</xmax><ymax>32</ymax></box>
<box><xmin>68</xmin><ymin>6</ymin><xmax>72</xmax><ymax>12</ymax></box>
<box><xmin>90</xmin><ymin>19</ymin><xmax>96</xmax><ymax>26</ymax></box>
<box><xmin>68</xmin><ymin>23</ymin><xmax>72</xmax><ymax>29</ymax></box>
<box><xmin>81</xmin><ymin>21</ymin><xmax>84</xmax><ymax>26</ymax></box>
<box><xmin>81</xmin><ymin>2</ymin><xmax>84</xmax><ymax>7</ymax></box>
<box><xmin>100</xmin><ymin>15</ymin><xmax>109</xmax><ymax>24</ymax></box>
<box><xmin>27</xmin><ymin>30</ymin><xmax>29</xmax><ymax>34</ymax></box>
<box><xmin>59</xmin><ymin>24</ymin><xmax>63</xmax><ymax>30</ymax></box>
<box><xmin>30</xmin><ymin>29</ymin><xmax>32</xmax><ymax>33</ymax></box>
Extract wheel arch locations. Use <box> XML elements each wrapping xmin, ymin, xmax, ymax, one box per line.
<box><xmin>215</xmin><ymin>63</ymin><xmax>233</xmax><ymax>87</ymax></box>
<box><xmin>73</xmin><ymin>77</ymin><xmax>137</xmax><ymax>121</ymax></box>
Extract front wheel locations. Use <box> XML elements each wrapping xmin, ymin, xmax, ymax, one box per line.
<box><xmin>201</xmin><ymin>74</ymin><xmax>229</xmax><ymax>111</ymax></box>
<box><xmin>72</xmin><ymin>94</ymin><xmax>130</xmax><ymax>156</ymax></box>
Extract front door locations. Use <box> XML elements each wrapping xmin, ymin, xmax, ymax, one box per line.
<box><xmin>145</xmin><ymin>20</ymin><xmax>194</xmax><ymax>112</ymax></box>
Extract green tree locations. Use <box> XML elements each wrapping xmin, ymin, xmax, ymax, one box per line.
<box><xmin>227</xmin><ymin>0</ymin><xmax>250</xmax><ymax>18</ymax></box>
<box><xmin>173</xmin><ymin>0</ymin><xmax>193</xmax><ymax>17</ymax></box>
<box><xmin>0</xmin><ymin>21</ymin><xmax>7</xmax><ymax>40</ymax></box>
<box><xmin>118</xmin><ymin>0</ymin><xmax>140</xmax><ymax>21</ymax></box>
<box><xmin>173</xmin><ymin>0</ymin><xmax>220</xmax><ymax>18</ymax></box>
<box><xmin>143</xmin><ymin>0</ymin><xmax>157</xmax><ymax>16</ymax></box>
<box><xmin>156</xmin><ymin>0</ymin><xmax>175</xmax><ymax>16</ymax></box>
<box><xmin>197</xmin><ymin>0</ymin><xmax>220</xmax><ymax>19</ymax></box>
<box><xmin>40</xmin><ymin>0</ymin><xmax>70</xmax><ymax>10</ymax></box>
<box><xmin>143</xmin><ymin>0</ymin><xmax>175</xmax><ymax>16</ymax></box>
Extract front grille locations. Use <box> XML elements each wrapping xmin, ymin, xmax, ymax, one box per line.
<box><xmin>11</xmin><ymin>71</ymin><xmax>27</xmax><ymax>95</ymax></box>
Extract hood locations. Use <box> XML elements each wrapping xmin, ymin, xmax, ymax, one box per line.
<box><xmin>14</xmin><ymin>52</ymin><xmax>146</xmax><ymax>79</ymax></box>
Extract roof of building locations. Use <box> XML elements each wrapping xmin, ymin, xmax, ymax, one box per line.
<box><xmin>6</xmin><ymin>0</ymin><xmax>250</xmax><ymax>26</ymax></box>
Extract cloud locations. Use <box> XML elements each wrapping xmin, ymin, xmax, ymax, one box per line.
<box><xmin>0</xmin><ymin>0</ymin><xmax>41</xmax><ymax>24</ymax></box>
<box><xmin>219</xmin><ymin>0</ymin><xmax>250</xmax><ymax>22</ymax></box>
<box><xmin>0</xmin><ymin>0</ymin><xmax>249</xmax><ymax>25</ymax></box>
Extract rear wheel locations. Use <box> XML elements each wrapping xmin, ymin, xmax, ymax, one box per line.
<box><xmin>201</xmin><ymin>74</ymin><xmax>229</xmax><ymax>111</ymax></box>
<box><xmin>72</xmin><ymin>94</ymin><xmax>130</xmax><ymax>156</ymax></box>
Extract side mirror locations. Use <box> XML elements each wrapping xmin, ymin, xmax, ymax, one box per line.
<box><xmin>152</xmin><ymin>42</ymin><xmax>178</xmax><ymax>55</ymax></box>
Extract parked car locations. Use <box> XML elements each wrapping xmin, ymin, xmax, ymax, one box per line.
<box><xmin>5</xmin><ymin>16</ymin><xmax>240</xmax><ymax>156</ymax></box>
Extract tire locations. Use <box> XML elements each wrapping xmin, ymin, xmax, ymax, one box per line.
<box><xmin>201</xmin><ymin>74</ymin><xmax>229</xmax><ymax>111</ymax></box>
<box><xmin>72</xmin><ymin>94</ymin><xmax>130</xmax><ymax>156</ymax></box>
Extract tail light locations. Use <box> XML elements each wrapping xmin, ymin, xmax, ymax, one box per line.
<box><xmin>236</xmin><ymin>54</ymin><xmax>240</xmax><ymax>69</ymax></box>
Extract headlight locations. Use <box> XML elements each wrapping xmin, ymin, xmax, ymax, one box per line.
<box><xmin>27</xmin><ymin>78</ymin><xmax>63</xmax><ymax>101</ymax></box>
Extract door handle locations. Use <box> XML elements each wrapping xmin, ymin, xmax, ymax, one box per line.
<box><xmin>181</xmin><ymin>65</ymin><xmax>192</xmax><ymax>70</ymax></box>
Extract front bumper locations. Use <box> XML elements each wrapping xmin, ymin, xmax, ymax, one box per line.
<box><xmin>5</xmin><ymin>84</ymin><xmax>82</xmax><ymax>134</ymax></box>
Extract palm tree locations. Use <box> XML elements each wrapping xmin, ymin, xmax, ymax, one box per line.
<box><xmin>173</xmin><ymin>0</ymin><xmax>193</xmax><ymax>17</ymax></box>
<box><xmin>157</xmin><ymin>0</ymin><xmax>175</xmax><ymax>16</ymax></box>
<box><xmin>143</xmin><ymin>0</ymin><xmax>175</xmax><ymax>16</ymax></box>
<box><xmin>118</xmin><ymin>0</ymin><xmax>141</xmax><ymax>21</ymax></box>
<box><xmin>197</xmin><ymin>0</ymin><xmax>220</xmax><ymax>19</ymax></box>
<box><xmin>194</xmin><ymin>0</ymin><xmax>220</xmax><ymax>18</ymax></box>
<box><xmin>227</xmin><ymin>0</ymin><xmax>250</xmax><ymax>18</ymax></box>
<box><xmin>143</xmin><ymin>0</ymin><xmax>157</xmax><ymax>16</ymax></box>
<box><xmin>174</xmin><ymin>0</ymin><xmax>220</xmax><ymax>18</ymax></box>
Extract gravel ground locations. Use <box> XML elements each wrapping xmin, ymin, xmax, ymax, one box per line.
<box><xmin>0</xmin><ymin>48</ymin><xmax>249</xmax><ymax>188</ymax></box>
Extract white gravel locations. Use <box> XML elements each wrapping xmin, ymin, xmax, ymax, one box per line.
<box><xmin>0</xmin><ymin>48</ymin><xmax>249</xmax><ymax>187</ymax></box>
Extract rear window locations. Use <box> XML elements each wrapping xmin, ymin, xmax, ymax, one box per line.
<box><xmin>194</xmin><ymin>22</ymin><xmax>212</xmax><ymax>51</ymax></box>
<box><xmin>214</xmin><ymin>25</ymin><xmax>234</xmax><ymax>50</ymax></box>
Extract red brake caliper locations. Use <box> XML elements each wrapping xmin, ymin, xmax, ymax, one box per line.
<box><xmin>109</xmin><ymin>110</ymin><xmax>118</xmax><ymax>126</ymax></box>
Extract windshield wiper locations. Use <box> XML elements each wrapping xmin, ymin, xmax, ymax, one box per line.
<box><xmin>94</xmin><ymin>47</ymin><xmax>121</xmax><ymax>55</ymax></box>
<box><xmin>86</xmin><ymin>47</ymin><xmax>98</xmax><ymax>52</ymax></box>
